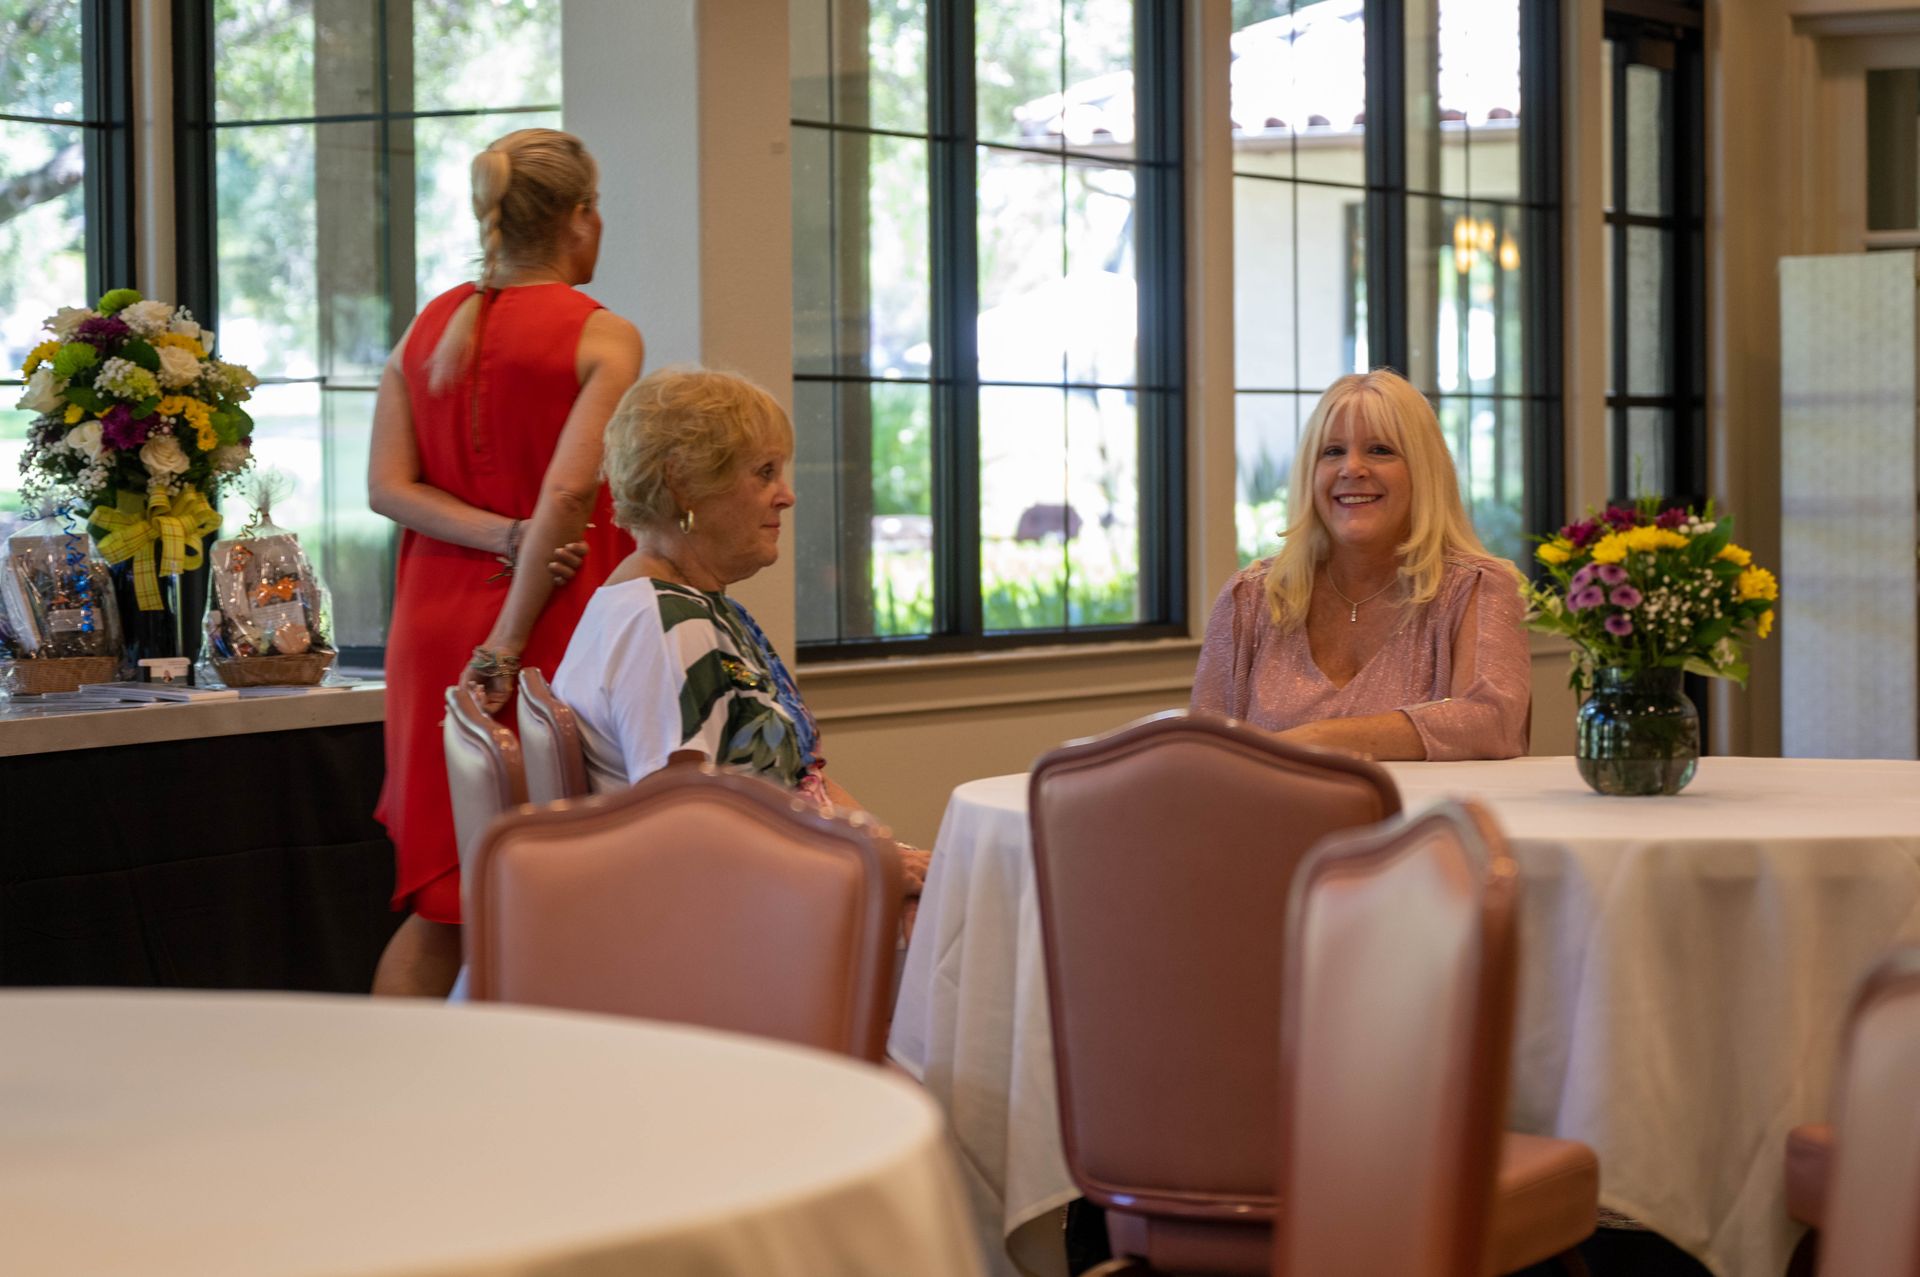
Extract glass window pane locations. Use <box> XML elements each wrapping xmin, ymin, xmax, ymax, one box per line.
<box><xmin>1402</xmin><ymin>193</ymin><xmax>1454</xmax><ymax>394</ymax></box>
<box><xmin>794</xmin><ymin>128</ymin><xmax>931</xmax><ymax>379</ymax></box>
<box><xmin>980</xmin><ymin>385</ymin><xmax>1068</xmax><ymax>630</ymax></box>
<box><xmin>411</xmin><ymin>0</ymin><xmax>560</xmax><ymax>113</ymax></box>
<box><xmin>1443</xmin><ymin>0</ymin><xmax>1521</xmax><ymax>201</ymax></box>
<box><xmin>315</xmin><ymin>387</ymin><xmax>390</xmax><ymax>648</ymax></box>
<box><xmin>978</xmin><ymin>146</ymin><xmax>1066</xmax><ymax>382</ymax></box>
<box><xmin>795</xmin><ymin>379</ymin><xmax>935</xmax><ymax>643</ymax></box>
<box><xmin>1403</xmin><ymin>0</ymin><xmax>1464</xmax><ymax>198</ymax></box>
<box><xmin>413</xmin><ymin>110</ymin><xmax>565</xmax><ymax>305</ymax></box>
<box><xmin>1601</xmin><ymin>39</ymin><xmax>1616</xmax><ymax>213</ymax></box>
<box><xmin>243</xmin><ymin>380</ymin><xmax>325</xmax><ymax>537</ymax></box>
<box><xmin>1626</xmin><ymin>225</ymin><xmax>1668</xmax><ymax>397</ymax></box>
<box><xmin>1463</xmin><ymin>396</ymin><xmax>1525</xmax><ymax>564</ymax></box>
<box><xmin>791</xmin><ymin>0</ymin><xmax>927</xmax><ymax>132</ymax></box>
<box><xmin>0</xmin><ymin>0</ymin><xmax>82</xmax><ymax>119</ymax></box>
<box><xmin>1234</xmin><ymin>392</ymin><xmax>1303</xmax><ymax>567</ymax></box>
<box><xmin>1867</xmin><ymin>68</ymin><xmax>1920</xmax><ymax>232</ymax></box>
<box><xmin>1625</xmin><ymin>406</ymin><xmax>1669</xmax><ymax>499</ymax></box>
<box><xmin>1064</xmin><ymin>387</ymin><xmax>1140</xmax><ymax>625</ymax></box>
<box><xmin>978</xmin><ymin>3</ymin><xmax>1064</xmax><ymax>150</ymax></box>
<box><xmin>1064</xmin><ymin>162</ymin><xmax>1137</xmax><ymax>386</ymax></box>
<box><xmin>1295</xmin><ymin>181</ymin><xmax>1367</xmax><ymax>391</ymax></box>
<box><xmin>1624</xmin><ymin>62</ymin><xmax>1667</xmax><ymax>217</ymax></box>
<box><xmin>1229</xmin><ymin>3</ymin><xmax>1296</xmax><ymax>182</ymax></box>
<box><xmin>313</xmin><ymin>120</ymin><xmax>389</xmax><ymax>383</ymax></box>
<box><xmin>215</xmin><ymin>0</ymin><xmax>358</xmax><ymax>122</ymax></box>
<box><xmin>217</xmin><ymin>124</ymin><xmax>319</xmax><ymax>379</ymax></box>
<box><xmin>1234</xmin><ymin>175</ymin><xmax>1297</xmax><ymax>390</ymax></box>
<box><xmin>0</xmin><ymin>120</ymin><xmax>86</xmax><ymax>373</ymax></box>
<box><xmin>1062</xmin><ymin>0</ymin><xmax>1135</xmax><ymax>154</ymax></box>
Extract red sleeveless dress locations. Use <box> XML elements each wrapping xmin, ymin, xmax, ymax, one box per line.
<box><xmin>376</xmin><ymin>282</ymin><xmax>634</xmax><ymax>923</ymax></box>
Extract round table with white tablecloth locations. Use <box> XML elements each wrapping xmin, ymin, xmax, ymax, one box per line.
<box><xmin>888</xmin><ymin>756</ymin><xmax>1920</xmax><ymax>1277</ymax></box>
<box><xmin>0</xmin><ymin>990</ymin><xmax>983</xmax><ymax>1277</ymax></box>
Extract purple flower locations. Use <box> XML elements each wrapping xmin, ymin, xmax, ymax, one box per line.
<box><xmin>1609</xmin><ymin>584</ymin><xmax>1643</xmax><ymax>609</ymax></box>
<box><xmin>1561</xmin><ymin>519</ymin><xmax>1601</xmax><ymax>549</ymax></box>
<box><xmin>1597</xmin><ymin>563</ymin><xmax>1627</xmax><ymax>586</ymax></box>
<box><xmin>74</xmin><ymin>315</ymin><xmax>131</xmax><ymax>351</ymax></box>
<box><xmin>1569</xmin><ymin>586</ymin><xmax>1606</xmax><ymax>612</ymax></box>
<box><xmin>1570</xmin><ymin>564</ymin><xmax>1596</xmax><ymax>590</ymax></box>
<box><xmin>1656</xmin><ymin>506</ymin><xmax>1689</xmax><ymax>530</ymax></box>
<box><xmin>99</xmin><ymin>404</ymin><xmax>149</xmax><ymax>451</ymax></box>
<box><xmin>1604</xmin><ymin>614</ymin><xmax>1634</xmax><ymax>637</ymax></box>
<box><xmin>1603</xmin><ymin>504</ymin><xmax>1640</xmax><ymax>531</ymax></box>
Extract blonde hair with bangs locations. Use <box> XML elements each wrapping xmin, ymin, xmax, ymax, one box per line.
<box><xmin>1262</xmin><ymin>369</ymin><xmax>1517</xmax><ymax>629</ymax></box>
<box><xmin>601</xmin><ymin>367</ymin><xmax>793</xmax><ymax>534</ymax></box>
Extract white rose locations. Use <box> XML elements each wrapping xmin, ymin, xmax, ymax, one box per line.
<box><xmin>47</xmin><ymin>306</ymin><xmax>95</xmax><ymax>340</ymax></box>
<box><xmin>156</xmin><ymin>344</ymin><xmax>202</xmax><ymax>388</ymax></box>
<box><xmin>16</xmin><ymin>367</ymin><xmax>66</xmax><ymax>415</ymax></box>
<box><xmin>140</xmin><ymin>434</ymin><xmax>190</xmax><ymax>477</ymax></box>
<box><xmin>211</xmin><ymin>443</ymin><xmax>252</xmax><ymax>473</ymax></box>
<box><xmin>199</xmin><ymin>330</ymin><xmax>215</xmax><ymax>352</ymax></box>
<box><xmin>120</xmin><ymin>299</ymin><xmax>173</xmax><ymax>337</ymax></box>
<box><xmin>168</xmin><ymin>313</ymin><xmax>202</xmax><ymax>343</ymax></box>
<box><xmin>65</xmin><ymin>421</ymin><xmax>104</xmax><ymax>461</ymax></box>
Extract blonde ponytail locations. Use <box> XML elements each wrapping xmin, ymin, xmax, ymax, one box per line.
<box><xmin>425</xmin><ymin>130</ymin><xmax>596</xmax><ymax>396</ymax></box>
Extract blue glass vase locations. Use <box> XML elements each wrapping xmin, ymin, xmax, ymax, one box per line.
<box><xmin>1575</xmin><ymin>666</ymin><xmax>1700</xmax><ymax>796</ymax></box>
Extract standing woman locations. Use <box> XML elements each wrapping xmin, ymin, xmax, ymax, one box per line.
<box><xmin>367</xmin><ymin>129</ymin><xmax>644</xmax><ymax>995</ymax></box>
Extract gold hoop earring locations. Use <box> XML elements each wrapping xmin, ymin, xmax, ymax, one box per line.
<box><xmin>678</xmin><ymin>509</ymin><xmax>695</xmax><ymax>535</ymax></box>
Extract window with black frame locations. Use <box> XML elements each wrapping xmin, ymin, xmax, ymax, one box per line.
<box><xmin>1231</xmin><ymin>0</ymin><xmax>1563</xmax><ymax>569</ymax></box>
<box><xmin>1602</xmin><ymin>1</ymin><xmax>1704</xmax><ymax>508</ymax></box>
<box><xmin>173</xmin><ymin>0</ymin><xmax>562</xmax><ymax>666</ymax></box>
<box><xmin>790</xmin><ymin>0</ymin><xmax>1185</xmax><ymax>657</ymax></box>
<box><xmin>1</xmin><ymin>0</ymin><xmax>133</xmax><ymax>544</ymax></box>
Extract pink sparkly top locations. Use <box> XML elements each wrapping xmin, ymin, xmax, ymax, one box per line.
<box><xmin>1190</xmin><ymin>555</ymin><xmax>1531</xmax><ymax>761</ymax></box>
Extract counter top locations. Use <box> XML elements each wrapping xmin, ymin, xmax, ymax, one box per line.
<box><xmin>0</xmin><ymin>683</ymin><xmax>386</xmax><ymax>757</ymax></box>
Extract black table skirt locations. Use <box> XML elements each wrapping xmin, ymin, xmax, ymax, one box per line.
<box><xmin>2</xmin><ymin>721</ymin><xmax>402</xmax><ymax>991</ymax></box>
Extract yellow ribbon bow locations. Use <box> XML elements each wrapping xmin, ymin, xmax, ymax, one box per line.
<box><xmin>88</xmin><ymin>487</ymin><xmax>223</xmax><ymax>611</ymax></box>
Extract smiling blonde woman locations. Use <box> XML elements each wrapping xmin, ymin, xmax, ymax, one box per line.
<box><xmin>1191</xmin><ymin>368</ymin><xmax>1530</xmax><ymax>761</ymax></box>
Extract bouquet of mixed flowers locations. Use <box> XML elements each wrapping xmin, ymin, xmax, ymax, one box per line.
<box><xmin>1527</xmin><ymin>499</ymin><xmax>1779</xmax><ymax>687</ymax></box>
<box><xmin>14</xmin><ymin>289</ymin><xmax>257</xmax><ymax>609</ymax></box>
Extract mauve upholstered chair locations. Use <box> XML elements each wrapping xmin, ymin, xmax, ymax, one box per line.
<box><xmin>442</xmin><ymin>682</ymin><xmax>527</xmax><ymax>881</ymax></box>
<box><xmin>1275</xmin><ymin>799</ymin><xmax>1596</xmax><ymax>1277</ymax></box>
<box><xmin>466</xmin><ymin>764</ymin><xmax>902</xmax><ymax>1063</ymax></box>
<box><xmin>517</xmin><ymin>667</ymin><xmax>590</xmax><ymax>804</ymax></box>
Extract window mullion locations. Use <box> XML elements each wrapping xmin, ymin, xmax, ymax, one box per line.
<box><xmin>1521</xmin><ymin>0</ymin><xmax>1564</xmax><ymax>539</ymax></box>
<box><xmin>1134</xmin><ymin>0</ymin><xmax>1184</xmax><ymax>625</ymax></box>
<box><xmin>927</xmin><ymin>0</ymin><xmax>980</xmax><ymax>638</ymax></box>
<box><xmin>1363</xmin><ymin>0</ymin><xmax>1407</xmax><ymax>374</ymax></box>
<box><xmin>170</xmin><ymin>0</ymin><xmax>217</xmax><ymax>326</ymax></box>
<box><xmin>82</xmin><ymin>0</ymin><xmax>137</xmax><ymax>296</ymax></box>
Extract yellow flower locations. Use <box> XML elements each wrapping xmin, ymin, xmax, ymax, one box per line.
<box><xmin>1535</xmin><ymin>539</ymin><xmax>1573</xmax><ymax>566</ymax></box>
<box><xmin>1589</xmin><ymin>532</ymin><xmax>1628</xmax><ymax>564</ymax></box>
<box><xmin>22</xmin><ymin>339</ymin><xmax>60</xmax><ymax>376</ymax></box>
<box><xmin>1737</xmin><ymin>566</ymin><xmax>1779</xmax><ymax>603</ymax></box>
<box><xmin>1757</xmin><ymin>609</ymin><xmax>1774</xmax><ymax>639</ymax></box>
<box><xmin>1623</xmin><ymin>525</ymin><xmax>1689</xmax><ymax>554</ymax></box>
<box><xmin>157</xmin><ymin>394</ymin><xmax>213</xmax><ymax>432</ymax></box>
<box><xmin>195</xmin><ymin>422</ymin><xmax>219</xmax><ymax>451</ymax></box>
<box><xmin>149</xmin><ymin>332</ymin><xmax>207</xmax><ymax>359</ymax></box>
<box><xmin>1718</xmin><ymin>544</ymin><xmax>1752</xmax><ymax>567</ymax></box>
<box><xmin>64</xmin><ymin>402</ymin><xmax>85</xmax><ymax>424</ymax></box>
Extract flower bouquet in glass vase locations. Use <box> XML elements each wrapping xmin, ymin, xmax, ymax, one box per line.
<box><xmin>1526</xmin><ymin>501</ymin><xmax>1779</xmax><ymax>796</ymax></box>
<box><xmin>14</xmin><ymin>289</ymin><xmax>257</xmax><ymax>673</ymax></box>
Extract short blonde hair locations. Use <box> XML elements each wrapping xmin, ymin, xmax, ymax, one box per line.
<box><xmin>602</xmin><ymin>367</ymin><xmax>793</xmax><ymax>533</ymax></box>
<box><xmin>1263</xmin><ymin>369</ymin><xmax>1516</xmax><ymax>629</ymax></box>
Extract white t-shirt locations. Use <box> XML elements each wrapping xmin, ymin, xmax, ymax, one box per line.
<box><xmin>551</xmin><ymin>577</ymin><xmax>817</xmax><ymax>793</ymax></box>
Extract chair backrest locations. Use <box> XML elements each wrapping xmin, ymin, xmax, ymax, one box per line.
<box><xmin>465</xmin><ymin>764</ymin><xmax>903</xmax><ymax>1062</ymax></box>
<box><xmin>1273</xmin><ymin>800</ymin><xmax>1519</xmax><ymax>1277</ymax></box>
<box><xmin>1817</xmin><ymin>949</ymin><xmax>1920</xmax><ymax>1277</ymax></box>
<box><xmin>442</xmin><ymin>683</ymin><xmax>527</xmax><ymax>879</ymax></box>
<box><xmin>518</xmin><ymin>667</ymin><xmax>590</xmax><ymax>804</ymax></box>
<box><xmin>1027</xmin><ymin>710</ymin><xmax>1401</xmax><ymax>1217</ymax></box>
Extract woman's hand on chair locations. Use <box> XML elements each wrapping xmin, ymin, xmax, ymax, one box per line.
<box><xmin>548</xmin><ymin>540</ymin><xmax>590</xmax><ymax>586</ymax></box>
<box><xmin>464</xmin><ymin>645</ymin><xmax>522</xmax><ymax>716</ymax></box>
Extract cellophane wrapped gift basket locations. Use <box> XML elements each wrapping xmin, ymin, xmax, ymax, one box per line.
<box><xmin>0</xmin><ymin>510</ymin><xmax>126</xmax><ymax>694</ymax></box>
<box><xmin>199</xmin><ymin>479</ymin><xmax>336</xmax><ymax>687</ymax></box>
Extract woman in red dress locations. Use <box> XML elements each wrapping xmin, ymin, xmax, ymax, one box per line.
<box><xmin>366</xmin><ymin>129</ymin><xmax>645</xmax><ymax>995</ymax></box>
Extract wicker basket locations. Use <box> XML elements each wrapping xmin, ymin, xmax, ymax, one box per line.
<box><xmin>1</xmin><ymin>655</ymin><xmax>121</xmax><ymax>695</ymax></box>
<box><xmin>212</xmin><ymin>651</ymin><xmax>335</xmax><ymax>688</ymax></box>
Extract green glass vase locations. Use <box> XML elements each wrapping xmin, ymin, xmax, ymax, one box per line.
<box><xmin>1575</xmin><ymin>666</ymin><xmax>1700</xmax><ymax>796</ymax></box>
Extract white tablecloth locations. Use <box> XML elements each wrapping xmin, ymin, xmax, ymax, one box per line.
<box><xmin>888</xmin><ymin>757</ymin><xmax>1920</xmax><ymax>1277</ymax></box>
<box><xmin>1</xmin><ymin>990</ymin><xmax>983</xmax><ymax>1277</ymax></box>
